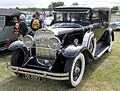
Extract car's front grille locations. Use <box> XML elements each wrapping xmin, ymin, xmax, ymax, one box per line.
<box><xmin>35</xmin><ymin>30</ymin><xmax>56</xmax><ymax>59</ymax></box>
<box><xmin>36</xmin><ymin>48</ymin><xmax>56</xmax><ymax>60</ymax></box>
<box><xmin>35</xmin><ymin>30</ymin><xmax>54</xmax><ymax>47</ymax></box>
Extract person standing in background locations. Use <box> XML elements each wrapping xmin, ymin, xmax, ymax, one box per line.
<box><xmin>14</xmin><ymin>14</ymin><xmax>28</xmax><ymax>37</ymax></box>
<box><xmin>30</xmin><ymin>11</ymin><xmax>43</xmax><ymax>32</ymax></box>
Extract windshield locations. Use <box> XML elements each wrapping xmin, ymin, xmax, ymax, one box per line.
<box><xmin>54</xmin><ymin>12</ymin><xmax>90</xmax><ymax>26</ymax></box>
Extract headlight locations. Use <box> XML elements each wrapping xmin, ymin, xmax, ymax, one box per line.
<box><xmin>23</xmin><ymin>35</ymin><xmax>34</xmax><ymax>47</ymax></box>
<box><xmin>49</xmin><ymin>37</ymin><xmax>61</xmax><ymax>50</ymax></box>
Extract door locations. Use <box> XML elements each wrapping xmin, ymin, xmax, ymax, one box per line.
<box><xmin>91</xmin><ymin>11</ymin><xmax>106</xmax><ymax>42</ymax></box>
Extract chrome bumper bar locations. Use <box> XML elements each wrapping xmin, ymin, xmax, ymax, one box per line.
<box><xmin>7</xmin><ymin>63</ymin><xmax>69</xmax><ymax>80</ymax></box>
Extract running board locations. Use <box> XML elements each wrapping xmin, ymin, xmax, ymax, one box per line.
<box><xmin>95</xmin><ymin>46</ymin><xmax>109</xmax><ymax>59</ymax></box>
<box><xmin>0</xmin><ymin>46</ymin><xmax>8</xmax><ymax>51</ymax></box>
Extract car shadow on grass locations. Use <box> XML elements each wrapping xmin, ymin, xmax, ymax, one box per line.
<box><xmin>0</xmin><ymin>52</ymin><xmax>111</xmax><ymax>91</ymax></box>
<box><xmin>78</xmin><ymin>52</ymin><xmax>111</xmax><ymax>89</ymax></box>
<box><xmin>0</xmin><ymin>50</ymin><xmax>12</xmax><ymax>58</ymax></box>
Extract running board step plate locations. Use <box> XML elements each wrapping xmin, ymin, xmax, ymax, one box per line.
<box><xmin>95</xmin><ymin>46</ymin><xmax>109</xmax><ymax>59</ymax></box>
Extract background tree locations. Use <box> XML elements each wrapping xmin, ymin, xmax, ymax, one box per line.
<box><xmin>72</xmin><ymin>2</ymin><xmax>79</xmax><ymax>6</ymax></box>
<box><xmin>16</xmin><ymin>7</ymin><xmax>20</xmax><ymax>10</ymax></box>
<box><xmin>111</xmin><ymin>6</ymin><xmax>118</xmax><ymax>14</ymax></box>
<box><xmin>48</xmin><ymin>1</ymin><xmax>64</xmax><ymax>11</ymax></box>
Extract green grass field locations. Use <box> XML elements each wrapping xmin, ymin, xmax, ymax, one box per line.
<box><xmin>0</xmin><ymin>31</ymin><xmax>120</xmax><ymax>91</ymax></box>
<box><xmin>111</xmin><ymin>14</ymin><xmax>120</xmax><ymax>20</ymax></box>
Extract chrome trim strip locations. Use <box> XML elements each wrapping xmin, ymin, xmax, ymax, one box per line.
<box><xmin>7</xmin><ymin>64</ymin><xmax>69</xmax><ymax>81</ymax></box>
<box><xmin>54</xmin><ymin>11</ymin><xmax>90</xmax><ymax>13</ymax></box>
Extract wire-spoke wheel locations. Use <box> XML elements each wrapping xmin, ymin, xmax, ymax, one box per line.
<box><xmin>64</xmin><ymin>53</ymin><xmax>85</xmax><ymax>88</ymax></box>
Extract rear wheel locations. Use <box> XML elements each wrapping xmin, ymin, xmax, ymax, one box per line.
<box><xmin>64</xmin><ymin>53</ymin><xmax>85</xmax><ymax>88</ymax></box>
<box><xmin>11</xmin><ymin>49</ymin><xmax>24</xmax><ymax>76</ymax></box>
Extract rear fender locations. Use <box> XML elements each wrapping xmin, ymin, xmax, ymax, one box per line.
<box><xmin>99</xmin><ymin>28</ymin><xmax>114</xmax><ymax>43</ymax></box>
<box><xmin>109</xmin><ymin>28</ymin><xmax>114</xmax><ymax>41</ymax></box>
<box><xmin>105</xmin><ymin>28</ymin><xmax>114</xmax><ymax>41</ymax></box>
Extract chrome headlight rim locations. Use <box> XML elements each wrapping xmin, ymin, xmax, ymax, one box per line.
<box><xmin>23</xmin><ymin>35</ymin><xmax>34</xmax><ymax>48</ymax></box>
<box><xmin>48</xmin><ymin>37</ymin><xmax>61</xmax><ymax>50</ymax></box>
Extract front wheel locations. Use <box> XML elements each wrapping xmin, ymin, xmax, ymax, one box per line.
<box><xmin>64</xmin><ymin>53</ymin><xmax>85</xmax><ymax>88</ymax></box>
<box><xmin>11</xmin><ymin>49</ymin><xmax>24</xmax><ymax>76</ymax></box>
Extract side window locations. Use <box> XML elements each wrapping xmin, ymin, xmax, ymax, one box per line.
<box><xmin>100</xmin><ymin>11</ymin><xmax>109</xmax><ymax>28</ymax></box>
<box><xmin>103</xmin><ymin>11</ymin><xmax>108</xmax><ymax>22</ymax></box>
<box><xmin>13</xmin><ymin>17</ymin><xmax>17</xmax><ymax>22</ymax></box>
<box><xmin>0</xmin><ymin>16</ymin><xmax>5</xmax><ymax>27</ymax></box>
<box><xmin>56</xmin><ymin>13</ymin><xmax>63</xmax><ymax>22</ymax></box>
<box><xmin>92</xmin><ymin>12</ymin><xmax>99</xmax><ymax>23</ymax></box>
<box><xmin>6</xmin><ymin>16</ymin><xmax>17</xmax><ymax>26</ymax></box>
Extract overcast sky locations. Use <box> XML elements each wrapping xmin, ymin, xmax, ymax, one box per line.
<box><xmin>0</xmin><ymin>0</ymin><xmax>120</xmax><ymax>8</ymax></box>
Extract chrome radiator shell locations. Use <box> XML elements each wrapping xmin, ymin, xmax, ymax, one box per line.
<box><xmin>34</xmin><ymin>30</ymin><xmax>57</xmax><ymax>60</ymax></box>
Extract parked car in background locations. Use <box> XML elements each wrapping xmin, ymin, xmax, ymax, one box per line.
<box><xmin>8</xmin><ymin>6</ymin><xmax>114</xmax><ymax>88</ymax></box>
<box><xmin>25</xmin><ymin>15</ymin><xmax>33</xmax><ymax>26</ymax></box>
<box><xmin>0</xmin><ymin>9</ymin><xmax>24</xmax><ymax>51</ymax></box>
<box><xmin>110</xmin><ymin>19</ymin><xmax>120</xmax><ymax>31</ymax></box>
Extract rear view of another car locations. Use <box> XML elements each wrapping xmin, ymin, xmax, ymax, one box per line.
<box><xmin>110</xmin><ymin>19</ymin><xmax>120</xmax><ymax>31</ymax></box>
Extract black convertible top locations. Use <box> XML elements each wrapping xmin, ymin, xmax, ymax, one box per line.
<box><xmin>0</xmin><ymin>9</ymin><xmax>24</xmax><ymax>17</ymax></box>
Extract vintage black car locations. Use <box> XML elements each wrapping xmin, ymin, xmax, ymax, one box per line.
<box><xmin>7</xmin><ymin>6</ymin><xmax>114</xmax><ymax>88</ymax></box>
<box><xmin>0</xmin><ymin>9</ymin><xmax>24</xmax><ymax>51</ymax></box>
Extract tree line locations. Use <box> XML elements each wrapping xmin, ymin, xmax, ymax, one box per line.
<box><xmin>1</xmin><ymin>1</ymin><xmax>119</xmax><ymax>14</ymax></box>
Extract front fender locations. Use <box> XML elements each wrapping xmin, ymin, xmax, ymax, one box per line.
<box><xmin>62</xmin><ymin>45</ymin><xmax>87</xmax><ymax>58</ymax></box>
<box><xmin>9</xmin><ymin>40</ymin><xmax>26</xmax><ymax>50</ymax></box>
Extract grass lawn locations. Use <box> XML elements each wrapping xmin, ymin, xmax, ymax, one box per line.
<box><xmin>0</xmin><ymin>32</ymin><xmax>120</xmax><ymax>91</ymax></box>
<box><xmin>111</xmin><ymin>14</ymin><xmax>120</xmax><ymax>20</ymax></box>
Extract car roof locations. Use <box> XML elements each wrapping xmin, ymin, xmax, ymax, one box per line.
<box><xmin>54</xmin><ymin>6</ymin><xmax>110</xmax><ymax>12</ymax></box>
<box><xmin>0</xmin><ymin>9</ymin><xmax>24</xmax><ymax>17</ymax></box>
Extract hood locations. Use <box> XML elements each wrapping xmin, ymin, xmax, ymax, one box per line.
<box><xmin>47</xmin><ymin>23</ymin><xmax>84</xmax><ymax>36</ymax></box>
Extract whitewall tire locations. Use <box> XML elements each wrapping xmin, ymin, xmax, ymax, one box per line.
<box><xmin>64</xmin><ymin>53</ymin><xmax>85</xmax><ymax>88</ymax></box>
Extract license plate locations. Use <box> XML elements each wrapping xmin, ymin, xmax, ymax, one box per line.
<box><xmin>23</xmin><ymin>74</ymin><xmax>43</xmax><ymax>81</ymax></box>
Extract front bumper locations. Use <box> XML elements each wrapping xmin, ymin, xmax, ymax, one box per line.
<box><xmin>6</xmin><ymin>63</ymin><xmax>69</xmax><ymax>81</ymax></box>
